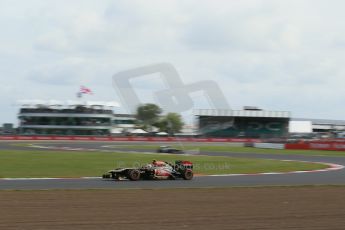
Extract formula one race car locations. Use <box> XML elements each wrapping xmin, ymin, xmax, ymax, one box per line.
<box><xmin>156</xmin><ymin>146</ymin><xmax>184</xmax><ymax>154</ymax></box>
<box><xmin>102</xmin><ymin>160</ymin><xmax>193</xmax><ymax>181</ymax></box>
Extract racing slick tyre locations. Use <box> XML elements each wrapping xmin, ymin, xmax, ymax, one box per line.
<box><xmin>127</xmin><ymin>169</ymin><xmax>141</xmax><ymax>181</ymax></box>
<box><xmin>182</xmin><ymin>169</ymin><xmax>193</xmax><ymax>180</ymax></box>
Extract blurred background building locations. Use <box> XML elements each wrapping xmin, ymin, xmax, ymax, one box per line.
<box><xmin>16</xmin><ymin>100</ymin><xmax>119</xmax><ymax>136</ymax></box>
<box><xmin>195</xmin><ymin>107</ymin><xmax>290</xmax><ymax>138</ymax></box>
<box><xmin>2</xmin><ymin>101</ymin><xmax>345</xmax><ymax>139</ymax></box>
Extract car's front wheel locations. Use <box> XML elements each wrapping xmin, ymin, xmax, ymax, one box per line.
<box><xmin>127</xmin><ymin>169</ymin><xmax>141</xmax><ymax>181</ymax></box>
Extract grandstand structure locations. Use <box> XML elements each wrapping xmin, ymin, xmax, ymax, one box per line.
<box><xmin>17</xmin><ymin>100</ymin><xmax>119</xmax><ymax>136</ymax></box>
<box><xmin>194</xmin><ymin>107</ymin><xmax>291</xmax><ymax>138</ymax></box>
<box><xmin>111</xmin><ymin>114</ymin><xmax>136</xmax><ymax>135</ymax></box>
<box><xmin>15</xmin><ymin>100</ymin><xmax>345</xmax><ymax>138</ymax></box>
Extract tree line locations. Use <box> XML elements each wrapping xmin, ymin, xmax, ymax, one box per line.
<box><xmin>135</xmin><ymin>103</ymin><xmax>184</xmax><ymax>135</ymax></box>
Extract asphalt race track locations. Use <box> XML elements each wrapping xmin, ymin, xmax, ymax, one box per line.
<box><xmin>1</xmin><ymin>141</ymin><xmax>345</xmax><ymax>190</ymax></box>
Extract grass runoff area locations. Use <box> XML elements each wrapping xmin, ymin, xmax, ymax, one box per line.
<box><xmin>106</xmin><ymin>144</ymin><xmax>345</xmax><ymax>157</ymax></box>
<box><xmin>0</xmin><ymin>149</ymin><xmax>328</xmax><ymax>178</ymax></box>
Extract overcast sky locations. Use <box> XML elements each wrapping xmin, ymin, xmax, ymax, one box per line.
<box><xmin>1</xmin><ymin>0</ymin><xmax>345</xmax><ymax>125</ymax></box>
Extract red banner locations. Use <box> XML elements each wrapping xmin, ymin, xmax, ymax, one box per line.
<box><xmin>285</xmin><ymin>141</ymin><xmax>345</xmax><ymax>151</ymax></box>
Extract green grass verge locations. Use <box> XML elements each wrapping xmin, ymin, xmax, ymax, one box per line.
<box><xmin>104</xmin><ymin>144</ymin><xmax>345</xmax><ymax>157</ymax></box>
<box><xmin>0</xmin><ymin>150</ymin><xmax>328</xmax><ymax>178</ymax></box>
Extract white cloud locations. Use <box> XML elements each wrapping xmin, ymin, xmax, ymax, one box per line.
<box><xmin>1</xmin><ymin>0</ymin><xmax>345</xmax><ymax>124</ymax></box>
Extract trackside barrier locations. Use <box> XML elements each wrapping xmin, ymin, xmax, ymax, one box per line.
<box><xmin>285</xmin><ymin>141</ymin><xmax>345</xmax><ymax>151</ymax></box>
<box><xmin>254</xmin><ymin>143</ymin><xmax>285</xmax><ymax>149</ymax></box>
<box><xmin>0</xmin><ymin>136</ymin><xmax>261</xmax><ymax>143</ymax></box>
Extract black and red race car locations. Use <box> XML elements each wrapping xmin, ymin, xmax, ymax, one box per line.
<box><xmin>102</xmin><ymin>160</ymin><xmax>193</xmax><ymax>181</ymax></box>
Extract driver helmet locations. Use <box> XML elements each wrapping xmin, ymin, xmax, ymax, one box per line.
<box><xmin>152</xmin><ymin>160</ymin><xmax>165</xmax><ymax>167</ymax></box>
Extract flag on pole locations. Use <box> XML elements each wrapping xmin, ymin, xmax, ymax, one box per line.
<box><xmin>80</xmin><ymin>85</ymin><xmax>93</xmax><ymax>95</ymax></box>
<box><xmin>77</xmin><ymin>86</ymin><xmax>93</xmax><ymax>98</ymax></box>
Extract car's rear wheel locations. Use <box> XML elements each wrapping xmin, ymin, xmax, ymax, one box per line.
<box><xmin>128</xmin><ymin>169</ymin><xmax>141</xmax><ymax>181</ymax></box>
<box><xmin>182</xmin><ymin>169</ymin><xmax>193</xmax><ymax>180</ymax></box>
